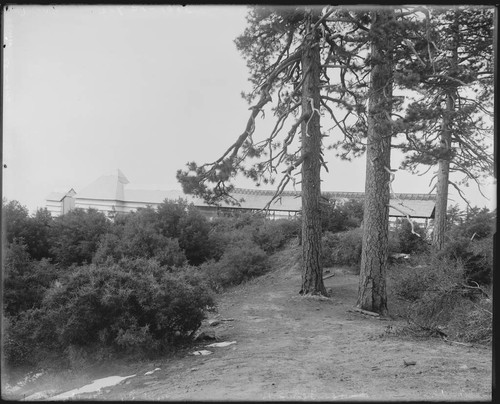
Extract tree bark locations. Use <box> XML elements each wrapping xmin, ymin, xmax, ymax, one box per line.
<box><xmin>432</xmin><ymin>92</ymin><xmax>453</xmax><ymax>250</ymax></box>
<box><xmin>356</xmin><ymin>10</ymin><xmax>395</xmax><ymax>315</ymax></box>
<box><xmin>299</xmin><ymin>12</ymin><xmax>327</xmax><ymax>296</ymax></box>
<box><xmin>432</xmin><ymin>11</ymin><xmax>459</xmax><ymax>251</ymax></box>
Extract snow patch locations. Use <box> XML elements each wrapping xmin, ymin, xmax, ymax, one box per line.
<box><xmin>191</xmin><ymin>350</ymin><xmax>213</xmax><ymax>356</ymax></box>
<box><xmin>48</xmin><ymin>374</ymin><xmax>136</xmax><ymax>400</ymax></box>
<box><xmin>206</xmin><ymin>341</ymin><xmax>237</xmax><ymax>348</ymax></box>
<box><xmin>144</xmin><ymin>368</ymin><xmax>161</xmax><ymax>375</ymax></box>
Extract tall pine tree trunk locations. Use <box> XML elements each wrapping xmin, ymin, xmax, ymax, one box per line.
<box><xmin>432</xmin><ymin>11</ymin><xmax>459</xmax><ymax>251</ymax></box>
<box><xmin>357</xmin><ymin>10</ymin><xmax>394</xmax><ymax>315</ymax></box>
<box><xmin>299</xmin><ymin>12</ymin><xmax>326</xmax><ymax>296</ymax></box>
<box><xmin>432</xmin><ymin>92</ymin><xmax>454</xmax><ymax>250</ymax></box>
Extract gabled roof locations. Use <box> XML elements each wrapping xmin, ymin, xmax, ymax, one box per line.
<box><xmin>77</xmin><ymin>170</ymin><xmax>128</xmax><ymax>201</ymax></box>
<box><xmin>45</xmin><ymin>188</ymin><xmax>76</xmax><ymax>202</ymax></box>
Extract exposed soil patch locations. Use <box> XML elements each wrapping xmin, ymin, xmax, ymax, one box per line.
<box><xmin>4</xmin><ymin>245</ymin><xmax>492</xmax><ymax>401</ymax></box>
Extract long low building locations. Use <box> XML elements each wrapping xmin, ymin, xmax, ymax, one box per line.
<box><xmin>46</xmin><ymin>169</ymin><xmax>436</xmax><ymax>220</ymax></box>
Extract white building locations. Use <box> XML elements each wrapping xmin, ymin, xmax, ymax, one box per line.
<box><xmin>46</xmin><ymin>169</ymin><xmax>436</xmax><ymax>221</ymax></box>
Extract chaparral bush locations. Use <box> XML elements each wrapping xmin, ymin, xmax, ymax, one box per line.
<box><xmin>49</xmin><ymin>208</ymin><xmax>110</xmax><ymax>266</ymax></box>
<box><xmin>321</xmin><ymin>231</ymin><xmax>337</xmax><ymax>268</ymax></box>
<box><xmin>320</xmin><ymin>199</ymin><xmax>364</xmax><ymax>233</ymax></box>
<box><xmin>92</xmin><ymin>209</ymin><xmax>187</xmax><ymax>268</ymax></box>
<box><xmin>321</xmin><ymin>228</ymin><xmax>363</xmax><ymax>270</ymax></box>
<box><xmin>200</xmin><ymin>241</ymin><xmax>269</xmax><ymax>291</ymax></box>
<box><xmin>208</xmin><ymin>212</ymin><xmax>299</xmax><ymax>260</ymax></box>
<box><xmin>437</xmin><ymin>236</ymin><xmax>492</xmax><ymax>286</ymax></box>
<box><xmin>3</xmin><ymin>258</ymin><xmax>214</xmax><ymax>369</ymax></box>
<box><xmin>177</xmin><ymin>207</ymin><xmax>213</xmax><ymax>265</ymax></box>
<box><xmin>388</xmin><ymin>252</ymin><xmax>492</xmax><ymax>345</ymax></box>
<box><xmin>207</xmin><ymin>215</ymin><xmax>255</xmax><ymax>261</ymax></box>
<box><xmin>392</xmin><ymin>219</ymin><xmax>429</xmax><ymax>254</ymax></box>
<box><xmin>3</xmin><ymin>240</ymin><xmax>60</xmax><ymax>317</ymax></box>
<box><xmin>250</xmin><ymin>218</ymin><xmax>300</xmax><ymax>254</ymax></box>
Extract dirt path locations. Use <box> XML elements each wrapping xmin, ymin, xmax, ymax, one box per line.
<box><xmin>7</xmin><ymin>245</ymin><xmax>492</xmax><ymax>401</ymax></box>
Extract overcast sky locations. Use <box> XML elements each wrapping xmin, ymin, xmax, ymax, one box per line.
<box><xmin>2</xmin><ymin>5</ymin><xmax>496</xmax><ymax>214</ymax></box>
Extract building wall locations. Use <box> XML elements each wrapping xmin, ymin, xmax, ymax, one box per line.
<box><xmin>62</xmin><ymin>196</ymin><xmax>75</xmax><ymax>214</ymax></box>
<box><xmin>46</xmin><ymin>201</ymin><xmax>63</xmax><ymax>217</ymax></box>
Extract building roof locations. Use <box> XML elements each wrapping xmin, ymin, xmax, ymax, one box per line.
<box><xmin>45</xmin><ymin>188</ymin><xmax>76</xmax><ymax>202</ymax></box>
<box><xmin>388</xmin><ymin>199</ymin><xmax>436</xmax><ymax>219</ymax></box>
<box><xmin>77</xmin><ymin>170</ymin><xmax>129</xmax><ymax>201</ymax></box>
<box><xmin>125</xmin><ymin>189</ymin><xmax>203</xmax><ymax>205</ymax></box>
<box><xmin>47</xmin><ymin>170</ymin><xmax>436</xmax><ymax>219</ymax></box>
<box><xmin>228</xmin><ymin>188</ymin><xmax>435</xmax><ymax>218</ymax></box>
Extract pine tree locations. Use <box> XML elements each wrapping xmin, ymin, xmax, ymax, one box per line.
<box><xmin>394</xmin><ymin>6</ymin><xmax>494</xmax><ymax>250</ymax></box>
<box><xmin>177</xmin><ymin>6</ymin><xmax>346</xmax><ymax>295</ymax></box>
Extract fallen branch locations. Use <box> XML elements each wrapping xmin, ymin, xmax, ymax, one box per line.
<box><xmin>442</xmin><ymin>338</ymin><xmax>474</xmax><ymax>348</ymax></box>
<box><xmin>349</xmin><ymin>307</ymin><xmax>380</xmax><ymax>317</ymax></box>
<box><xmin>323</xmin><ymin>273</ymin><xmax>336</xmax><ymax>280</ymax></box>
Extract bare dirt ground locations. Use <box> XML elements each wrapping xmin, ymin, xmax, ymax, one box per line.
<box><xmin>4</xmin><ymin>244</ymin><xmax>492</xmax><ymax>401</ymax></box>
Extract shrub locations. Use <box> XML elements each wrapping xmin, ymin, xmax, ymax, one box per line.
<box><xmin>201</xmin><ymin>241</ymin><xmax>269</xmax><ymax>290</ymax></box>
<box><xmin>321</xmin><ymin>201</ymin><xmax>349</xmax><ymax>233</ymax></box>
<box><xmin>208</xmin><ymin>213</ymin><xmax>299</xmax><ymax>260</ymax></box>
<box><xmin>320</xmin><ymin>199</ymin><xmax>364</xmax><ymax>233</ymax></box>
<box><xmin>3</xmin><ymin>259</ymin><xmax>214</xmax><ymax>369</ymax></box>
<box><xmin>3</xmin><ymin>240</ymin><xmax>60</xmax><ymax>317</ymax></box>
<box><xmin>178</xmin><ymin>207</ymin><xmax>213</xmax><ymax>265</ymax></box>
<box><xmin>453</xmin><ymin>207</ymin><xmax>496</xmax><ymax>241</ymax></box>
<box><xmin>251</xmin><ymin>218</ymin><xmax>300</xmax><ymax>254</ymax></box>
<box><xmin>321</xmin><ymin>231</ymin><xmax>337</xmax><ymax>268</ymax></box>
<box><xmin>2</xmin><ymin>199</ymin><xmax>30</xmax><ymax>244</ymax></box>
<box><xmin>445</xmin><ymin>297</ymin><xmax>492</xmax><ymax>344</ymax></box>
<box><xmin>3</xmin><ymin>312</ymin><xmax>41</xmax><ymax>368</ymax></box>
<box><xmin>388</xmin><ymin>253</ymin><xmax>492</xmax><ymax>345</ymax></box>
<box><xmin>2</xmin><ymin>200</ymin><xmax>54</xmax><ymax>260</ymax></box>
<box><xmin>437</xmin><ymin>236</ymin><xmax>492</xmax><ymax>285</ymax></box>
<box><xmin>156</xmin><ymin>198</ymin><xmax>189</xmax><ymax>238</ymax></box>
<box><xmin>207</xmin><ymin>217</ymin><xmax>254</xmax><ymax>261</ymax></box>
<box><xmin>93</xmin><ymin>211</ymin><xmax>187</xmax><ymax>268</ymax></box>
<box><xmin>49</xmin><ymin>208</ymin><xmax>110</xmax><ymax>266</ymax></box>
<box><xmin>321</xmin><ymin>228</ymin><xmax>363</xmax><ymax>269</ymax></box>
<box><xmin>391</xmin><ymin>219</ymin><xmax>430</xmax><ymax>255</ymax></box>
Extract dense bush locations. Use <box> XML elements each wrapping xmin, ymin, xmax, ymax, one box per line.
<box><xmin>49</xmin><ymin>208</ymin><xmax>110</xmax><ymax>266</ymax></box>
<box><xmin>156</xmin><ymin>198</ymin><xmax>189</xmax><ymax>238</ymax></box>
<box><xmin>390</xmin><ymin>219</ymin><xmax>430</xmax><ymax>255</ymax></box>
<box><xmin>388</xmin><ymin>253</ymin><xmax>492</xmax><ymax>344</ymax></box>
<box><xmin>320</xmin><ymin>199</ymin><xmax>364</xmax><ymax>233</ymax></box>
<box><xmin>3</xmin><ymin>259</ymin><xmax>214</xmax><ymax>368</ymax></box>
<box><xmin>436</xmin><ymin>236</ymin><xmax>492</xmax><ymax>285</ymax></box>
<box><xmin>321</xmin><ymin>228</ymin><xmax>363</xmax><ymax>269</ymax></box>
<box><xmin>3</xmin><ymin>199</ymin><xmax>31</xmax><ymax>243</ymax></box>
<box><xmin>451</xmin><ymin>206</ymin><xmax>496</xmax><ymax>240</ymax></box>
<box><xmin>200</xmin><ymin>241</ymin><xmax>269</xmax><ymax>291</ymax></box>
<box><xmin>208</xmin><ymin>213</ymin><xmax>299</xmax><ymax>259</ymax></box>
<box><xmin>321</xmin><ymin>231</ymin><xmax>338</xmax><ymax>268</ymax></box>
<box><xmin>93</xmin><ymin>207</ymin><xmax>187</xmax><ymax>268</ymax></box>
<box><xmin>2</xmin><ymin>200</ymin><xmax>54</xmax><ymax>260</ymax></box>
<box><xmin>178</xmin><ymin>207</ymin><xmax>213</xmax><ymax>265</ymax></box>
<box><xmin>250</xmin><ymin>218</ymin><xmax>300</xmax><ymax>253</ymax></box>
<box><xmin>3</xmin><ymin>240</ymin><xmax>60</xmax><ymax>317</ymax></box>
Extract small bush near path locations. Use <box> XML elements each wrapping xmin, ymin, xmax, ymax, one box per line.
<box><xmin>200</xmin><ymin>242</ymin><xmax>270</xmax><ymax>291</ymax></box>
<box><xmin>321</xmin><ymin>228</ymin><xmax>363</xmax><ymax>270</ymax></box>
<box><xmin>388</xmin><ymin>252</ymin><xmax>492</xmax><ymax>345</ymax></box>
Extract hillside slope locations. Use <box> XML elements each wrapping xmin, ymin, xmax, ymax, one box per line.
<box><xmin>6</xmin><ymin>243</ymin><xmax>492</xmax><ymax>401</ymax></box>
